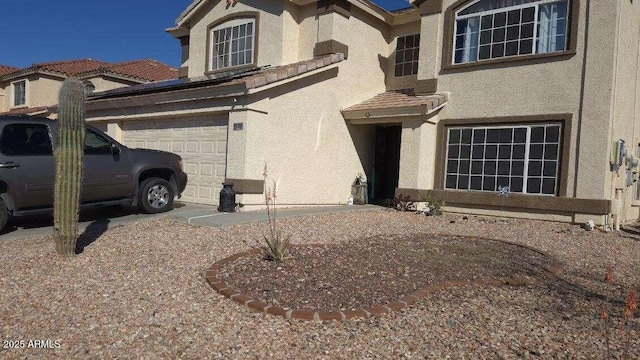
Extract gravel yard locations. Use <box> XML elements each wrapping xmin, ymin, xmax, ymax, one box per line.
<box><xmin>0</xmin><ymin>209</ymin><xmax>638</xmax><ymax>358</ymax></box>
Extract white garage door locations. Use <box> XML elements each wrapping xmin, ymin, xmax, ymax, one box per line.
<box><xmin>122</xmin><ymin>116</ymin><xmax>228</xmax><ymax>205</ymax></box>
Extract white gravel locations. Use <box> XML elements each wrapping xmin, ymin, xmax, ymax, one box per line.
<box><xmin>0</xmin><ymin>209</ymin><xmax>638</xmax><ymax>359</ymax></box>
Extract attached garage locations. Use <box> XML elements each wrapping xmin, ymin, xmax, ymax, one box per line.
<box><xmin>121</xmin><ymin>115</ymin><xmax>228</xmax><ymax>205</ymax></box>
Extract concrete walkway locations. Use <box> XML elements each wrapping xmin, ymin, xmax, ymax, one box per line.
<box><xmin>168</xmin><ymin>204</ymin><xmax>383</xmax><ymax>228</ymax></box>
<box><xmin>0</xmin><ymin>202</ymin><xmax>383</xmax><ymax>242</ymax></box>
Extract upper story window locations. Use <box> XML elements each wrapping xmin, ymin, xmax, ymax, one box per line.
<box><xmin>453</xmin><ymin>0</ymin><xmax>569</xmax><ymax>64</ymax></box>
<box><xmin>209</xmin><ymin>18</ymin><xmax>256</xmax><ymax>72</ymax></box>
<box><xmin>13</xmin><ymin>80</ymin><xmax>26</xmax><ymax>107</ymax></box>
<box><xmin>83</xmin><ymin>82</ymin><xmax>95</xmax><ymax>96</ymax></box>
<box><xmin>395</xmin><ymin>34</ymin><xmax>420</xmax><ymax>77</ymax></box>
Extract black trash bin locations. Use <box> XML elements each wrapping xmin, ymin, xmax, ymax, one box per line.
<box><xmin>219</xmin><ymin>182</ymin><xmax>236</xmax><ymax>212</ymax></box>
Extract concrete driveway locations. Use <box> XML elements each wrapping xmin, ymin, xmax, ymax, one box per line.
<box><xmin>0</xmin><ymin>202</ymin><xmax>382</xmax><ymax>242</ymax></box>
<box><xmin>0</xmin><ymin>202</ymin><xmax>217</xmax><ymax>242</ymax></box>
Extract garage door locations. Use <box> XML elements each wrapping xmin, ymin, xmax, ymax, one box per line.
<box><xmin>122</xmin><ymin>116</ymin><xmax>228</xmax><ymax>205</ymax></box>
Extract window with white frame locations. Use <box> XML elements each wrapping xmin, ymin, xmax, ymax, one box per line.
<box><xmin>209</xmin><ymin>18</ymin><xmax>255</xmax><ymax>71</ymax></box>
<box><xmin>395</xmin><ymin>34</ymin><xmax>420</xmax><ymax>77</ymax></box>
<box><xmin>13</xmin><ymin>80</ymin><xmax>26</xmax><ymax>107</ymax></box>
<box><xmin>453</xmin><ymin>0</ymin><xmax>569</xmax><ymax>64</ymax></box>
<box><xmin>445</xmin><ymin>124</ymin><xmax>561</xmax><ymax>195</ymax></box>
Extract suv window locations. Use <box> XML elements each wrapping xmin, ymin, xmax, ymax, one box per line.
<box><xmin>85</xmin><ymin>128</ymin><xmax>112</xmax><ymax>155</ymax></box>
<box><xmin>0</xmin><ymin>123</ymin><xmax>52</xmax><ymax>156</ymax></box>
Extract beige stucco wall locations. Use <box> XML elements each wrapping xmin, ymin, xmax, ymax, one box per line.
<box><xmin>409</xmin><ymin>0</ymin><xmax>625</xmax><ymax>210</ymax></box>
<box><xmin>184</xmin><ymin>0</ymin><xmax>287</xmax><ymax>77</ymax></box>
<box><xmin>297</xmin><ymin>4</ymin><xmax>319</xmax><ymax>61</ymax></box>
<box><xmin>222</xmin><ymin>5</ymin><xmax>391</xmax><ymax>206</ymax></box>
<box><xmin>236</xmin><ymin>67</ymin><xmax>373</xmax><ymax>206</ymax></box>
<box><xmin>608</xmin><ymin>0</ymin><xmax>640</xmax><ymax>223</ymax></box>
<box><xmin>1</xmin><ymin>74</ymin><xmax>141</xmax><ymax>112</ymax></box>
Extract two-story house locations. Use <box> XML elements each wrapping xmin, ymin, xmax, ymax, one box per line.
<box><xmin>84</xmin><ymin>0</ymin><xmax>640</xmax><ymax>228</ymax></box>
<box><xmin>0</xmin><ymin>59</ymin><xmax>178</xmax><ymax>117</ymax></box>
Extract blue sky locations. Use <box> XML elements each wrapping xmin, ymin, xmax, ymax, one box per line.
<box><xmin>2</xmin><ymin>0</ymin><xmax>411</xmax><ymax>69</ymax></box>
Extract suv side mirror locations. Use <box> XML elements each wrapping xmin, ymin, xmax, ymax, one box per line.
<box><xmin>110</xmin><ymin>142</ymin><xmax>121</xmax><ymax>155</ymax></box>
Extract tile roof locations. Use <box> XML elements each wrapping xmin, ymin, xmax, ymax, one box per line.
<box><xmin>342</xmin><ymin>89</ymin><xmax>449</xmax><ymax>120</ymax></box>
<box><xmin>0</xmin><ymin>65</ymin><xmax>19</xmax><ymax>77</ymax></box>
<box><xmin>0</xmin><ymin>106</ymin><xmax>50</xmax><ymax>116</ymax></box>
<box><xmin>2</xmin><ymin>59</ymin><xmax>177</xmax><ymax>82</ymax></box>
<box><xmin>234</xmin><ymin>53</ymin><xmax>344</xmax><ymax>90</ymax></box>
<box><xmin>344</xmin><ymin>89</ymin><xmax>448</xmax><ymax>111</ymax></box>
<box><xmin>101</xmin><ymin>59</ymin><xmax>178</xmax><ymax>82</ymax></box>
<box><xmin>89</xmin><ymin>53</ymin><xmax>345</xmax><ymax>100</ymax></box>
<box><xmin>33</xmin><ymin>59</ymin><xmax>108</xmax><ymax>76</ymax></box>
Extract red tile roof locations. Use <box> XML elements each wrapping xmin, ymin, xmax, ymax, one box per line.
<box><xmin>33</xmin><ymin>59</ymin><xmax>107</xmax><ymax>76</ymax></box>
<box><xmin>2</xmin><ymin>58</ymin><xmax>177</xmax><ymax>82</ymax></box>
<box><xmin>101</xmin><ymin>59</ymin><xmax>178</xmax><ymax>82</ymax></box>
<box><xmin>0</xmin><ymin>65</ymin><xmax>19</xmax><ymax>77</ymax></box>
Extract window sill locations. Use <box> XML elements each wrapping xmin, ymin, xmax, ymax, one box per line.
<box><xmin>205</xmin><ymin>63</ymin><xmax>257</xmax><ymax>76</ymax></box>
<box><xmin>10</xmin><ymin>105</ymin><xmax>28</xmax><ymax>110</ymax></box>
<box><xmin>396</xmin><ymin>188</ymin><xmax>611</xmax><ymax>215</ymax></box>
<box><xmin>442</xmin><ymin>50</ymin><xmax>577</xmax><ymax>71</ymax></box>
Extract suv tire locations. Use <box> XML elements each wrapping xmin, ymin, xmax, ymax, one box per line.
<box><xmin>0</xmin><ymin>199</ymin><xmax>7</xmax><ymax>232</ymax></box>
<box><xmin>138</xmin><ymin>178</ymin><xmax>174</xmax><ymax>214</ymax></box>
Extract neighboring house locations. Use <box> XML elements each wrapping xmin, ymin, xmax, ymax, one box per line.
<box><xmin>85</xmin><ymin>0</ymin><xmax>640</xmax><ymax>228</ymax></box>
<box><xmin>0</xmin><ymin>59</ymin><xmax>178</xmax><ymax>117</ymax></box>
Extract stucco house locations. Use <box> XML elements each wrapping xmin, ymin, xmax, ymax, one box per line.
<box><xmin>0</xmin><ymin>59</ymin><xmax>178</xmax><ymax>117</ymax></box>
<box><xmin>85</xmin><ymin>0</ymin><xmax>640</xmax><ymax>228</ymax></box>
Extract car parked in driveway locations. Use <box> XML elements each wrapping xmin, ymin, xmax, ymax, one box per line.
<box><xmin>0</xmin><ymin>115</ymin><xmax>188</xmax><ymax>231</ymax></box>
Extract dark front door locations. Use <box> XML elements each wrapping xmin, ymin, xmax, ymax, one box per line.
<box><xmin>372</xmin><ymin>125</ymin><xmax>401</xmax><ymax>202</ymax></box>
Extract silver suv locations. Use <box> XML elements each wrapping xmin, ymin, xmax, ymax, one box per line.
<box><xmin>0</xmin><ymin>115</ymin><xmax>188</xmax><ymax>231</ymax></box>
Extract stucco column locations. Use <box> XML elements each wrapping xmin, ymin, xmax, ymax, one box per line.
<box><xmin>417</xmin><ymin>13</ymin><xmax>441</xmax><ymax>82</ymax></box>
<box><xmin>106</xmin><ymin>121</ymin><xmax>123</xmax><ymax>142</ymax></box>
<box><xmin>398</xmin><ymin>119</ymin><xmax>423</xmax><ymax>189</ymax></box>
<box><xmin>574</xmin><ymin>0</ymin><xmax>618</xmax><ymax>200</ymax></box>
<box><xmin>226</xmin><ymin>110</ymin><xmax>249</xmax><ymax>180</ymax></box>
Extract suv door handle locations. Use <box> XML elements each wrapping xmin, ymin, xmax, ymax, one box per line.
<box><xmin>0</xmin><ymin>162</ymin><xmax>20</xmax><ymax>168</ymax></box>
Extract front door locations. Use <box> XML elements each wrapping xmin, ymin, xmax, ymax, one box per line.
<box><xmin>372</xmin><ymin>125</ymin><xmax>401</xmax><ymax>203</ymax></box>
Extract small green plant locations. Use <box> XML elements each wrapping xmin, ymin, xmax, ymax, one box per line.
<box><xmin>53</xmin><ymin>78</ymin><xmax>86</xmax><ymax>257</ymax></box>
<box><xmin>599</xmin><ymin>263</ymin><xmax>638</xmax><ymax>359</ymax></box>
<box><xmin>420</xmin><ymin>192</ymin><xmax>444</xmax><ymax>216</ymax></box>
<box><xmin>260</xmin><ymin>163</ymin><xmax>291</xmax><ymax>261</ymax></box>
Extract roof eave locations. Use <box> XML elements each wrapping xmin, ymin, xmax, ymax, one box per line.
<box><xmin>166</xmin><ymin>26</ymin><xmax>190</xmax><ymax>39</ymax></box>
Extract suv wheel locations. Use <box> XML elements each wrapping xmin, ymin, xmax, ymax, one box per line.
<box><xmin>138</xmin><ymin>178</ymin><xmax>174</xmax><ymax>214</ymax></box>
<box><xmin>0</xmin><ymin>199</ymin><xmax>7</xmax><ymax>232</ymax></box>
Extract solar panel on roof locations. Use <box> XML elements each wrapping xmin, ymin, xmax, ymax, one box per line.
<box><xmin>88</xmin><ymin>66</ymin><xmax>265</xmax><ymax>100</ymax></box>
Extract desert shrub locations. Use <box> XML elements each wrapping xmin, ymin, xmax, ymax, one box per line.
<box><xmin>260</xmin><ymin>164</ymin><xmax>291</xmax><ymax>261</ymax></box>
<box><xmin>420</xmin><ymin>193</ymin><xmax>444</xmax><ymax>216</ymax></box>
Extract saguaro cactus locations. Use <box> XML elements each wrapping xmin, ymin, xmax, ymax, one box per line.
<box><xmin>53</xmin><ymin>78</ymin><xmax>86</xmax><ymax>257</ymax></box>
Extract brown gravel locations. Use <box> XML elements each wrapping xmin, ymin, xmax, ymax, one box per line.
<box><xmin>221</xmin><ymin>234</ymin><xmax>556</xmax><ymax>311</ymax></box>
<box><xmin>0</xmin><ymin>209</ymin><xmax>639</xmax><ymax>359</ymax></box>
